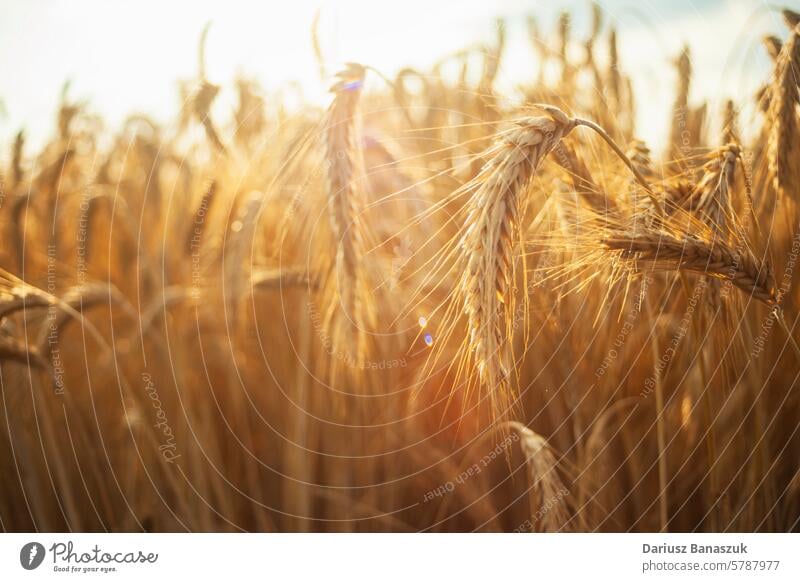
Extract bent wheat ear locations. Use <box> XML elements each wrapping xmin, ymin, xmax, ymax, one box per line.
<box><xmin>604</xmin><ymin>233</ymin><xmax>775</xmax><ymax>305</ymax></box>
<box><xmin>479</xmin><ymin>19</ymin><xmax>506</xmax><ymax>91</ymax></box>
<box><xmin>459</xmin><ymin>109</ymin><xmax>577</xmax><ymax>419</ymax></box>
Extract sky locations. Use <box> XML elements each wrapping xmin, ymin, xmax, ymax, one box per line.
<box><xmin>0</xmin><ymin>0</ymin><xmax>791</xmax><ymax>154</ymax></box>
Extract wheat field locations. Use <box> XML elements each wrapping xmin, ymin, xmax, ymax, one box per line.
<box><xmin>0</xmin><ymin>4</ymin><xmax>799</xmax><ymax>533</ymax></box>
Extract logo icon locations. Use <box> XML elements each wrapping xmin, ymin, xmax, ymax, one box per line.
<box><xmin>20</xmin><ymin>542</ymin><xmax>45</xmax><ymax>570</ymax></box>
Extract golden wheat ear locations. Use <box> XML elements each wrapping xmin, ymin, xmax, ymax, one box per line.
<box><xmin>455</xmin><ymin>107</ymin><xmax>578</xmax><ymax>422</ymax></box>
<box><xmin>767</xmin><ymin>23</ymin><xmax>800</xmax><ymax>216</ymax></box>
<box><xmin>603</xmin><ymin>233</ymin><xmax>776</xmax><ymax>306</ymax></box>
<box><xmin>323</xmin><ymin>62</ymin><xmax>375</xmax><ymax>371</ymax></box>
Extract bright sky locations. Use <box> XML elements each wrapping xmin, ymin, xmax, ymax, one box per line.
<box><xmin>0</xmin><ymin>0</ymin><xmax>789</xmax><ymax>155</ymax></box>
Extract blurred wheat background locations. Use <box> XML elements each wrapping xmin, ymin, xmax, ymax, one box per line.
<box><xmin>0</xmin><ymin>0</ymin><xmax>798</xmax><ymax>532</ymax></box>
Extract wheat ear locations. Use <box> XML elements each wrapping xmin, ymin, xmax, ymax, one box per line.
<box><xmin>721</xmin><ymin>99</ymin><xmax>739</xmax><ymax>144</ymax></box>
<box><xmin>603</xmin><ymin>233</ymin><xmax>775</xmax><ymax>305</ymax></box>
<box><xmin>683</xmin><ymin>145</ymin><xmax>740</xmax><ymax>236</ymax></box>
<box><xmin>325</xmin><ymin>63</ymin><xmax>370</xmax><ymax>364</ymax></box>
<box><xmin>506</xmin><ymin>421</ymin><xmax>570</xmax><ymax>532</ymax></box>
<box><xmin>552</xmin><ymin>142</ymin><xmax>617</xmax><ymax>213</ymax></box>
<box><xmin>460</xmin><ymin>108</ymin><xmax>577</xmax><ymax>418</ymax></box>
<box><xmin>607</xmin><ymin>28</ymin><xmax>620</xmax><ymax>111</ymax></box>
<box><xmin>767</xmin><ymin>24</ymin><xmax>800</xmax><ymax>210</ymax></box>
<box><xmin>11</xmin><ymin>130</ymin><xmax>24</xmax><ymax>190</ymax></box>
